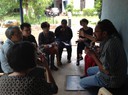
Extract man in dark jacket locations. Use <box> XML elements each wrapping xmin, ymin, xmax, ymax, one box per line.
<box><xmin>55</xmin><ymin>19</ymin><xmax>73</xmax><ymax>64</ymax></box>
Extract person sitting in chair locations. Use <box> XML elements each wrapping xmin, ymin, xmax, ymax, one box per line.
<box><xmin>38</xmin><ymin>22</ymin><xmax>58</xmax><ymax>71</ymax></box>
<box><xmin>0</xmin><ymin>41</ymin><xmax>58</xmax><ymax>95</ymax></box>
<box><xmin>55</xmin><ymin>19</ymin><xmax>73</xmax><ymax>64</ymax></box>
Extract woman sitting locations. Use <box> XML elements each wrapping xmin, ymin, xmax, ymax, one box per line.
<box><xmin>0</xmin><ymin>41</ymin><xmax>58</xmax><ymax>95</ymax></box>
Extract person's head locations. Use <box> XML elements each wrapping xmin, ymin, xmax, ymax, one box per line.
<box><xmin>94</xmin><ymin>19</ymin><xmax>119</xmax><ymax>41</ymax></box>
<box><xmin>5</xmin><ymin>26</ymin><xmax>22</xmax><ymax>43</ymax></box>
<box><xmin>41</xmin><ymin>22</ymin><xmax>50</xmax><ymax>33</ymax></box>
<box><xmin>80</xmin><ymin>18</ymin><xmax>89</xmax><ymax>27</ymax></box>
<box><xmin>7</xmin><ymin>41</ymin><xmax>36</xmax><ymax>72</ymax></box>
<box><xmin>20</xmin><ymin>22</ymin><xmax>31</xmax><ymax>37</ymax></box>
<box><xmin>61</xmin><ymin>19</ymin><xmax>67</xmax><ymax>28</ymax></box>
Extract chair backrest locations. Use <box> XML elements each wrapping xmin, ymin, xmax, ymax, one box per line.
<box><xmin>98</xmin><ymin>87</ymin><xmax>113</xmax><ymax>95</ymax></box>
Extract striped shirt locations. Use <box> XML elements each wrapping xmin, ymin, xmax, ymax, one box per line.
<box><xmin>97</xmin><ymin>35</ymin><xmax>127</xmax><ymax>88</ymax></box>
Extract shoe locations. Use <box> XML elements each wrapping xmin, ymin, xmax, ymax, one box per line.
<box><xmin>67</xmin><ymin>60</ymin><xmax>71</xmax><ymax>63</ymax></box>
<box><xmin>76</xmin><ymin>63</ymin><xmax>79</xmax><ymax>66</ymax></box>
<box><xmin>76</xmin><ymin>60</ymin><xmax>80</xmax><ymax>66</ymax></box>
<box><xmin>78</xmin><ymin>56</ymin><xmax>83</xmax><ymax>61</ymax></box>
<box><xmin>80</xmin><ymin>75</ymin><xmax>86</xmax><ymax>79</ymax></box>
<box><xmin>57</xmin><ymin>61</ymin><xmax>62</xmax><ymax>66</ymax></box>
<box><xmin>50</xmin><ymin>66</ymin><xmax>58</xmax><ymax>71</ymax></box>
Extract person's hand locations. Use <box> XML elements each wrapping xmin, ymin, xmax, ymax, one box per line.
<box><xmin>43</xmin><ymin>44</ymin><xmax>53</xmax><ymax>51</ymax></box>
<box><xmin>43</xmin><ymin>45</ymin><xmax>49</xmax><ymax>49</ymax></box>
<box><xmin>37</xmin><ymin>54</ymin><xmax>49</xmax><ymax>69</ymax></box>
<box><xmin>99</xmin><ymin>66</ymin><xmax>109</xmax><ymax>75</ymax></box>
<box><xmin>85</xmin><ymin>47</ymin><xmax>97</xmax><ymax>59</ymax></box>
<box><xmin>78</xmin><ymin>38</ymin><xmax>85</xmax><ymax>42</ymax></box>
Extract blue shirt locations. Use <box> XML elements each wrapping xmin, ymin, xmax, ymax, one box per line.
<box><xmin>0</xmin><ymin>39</ymin><xmax>14</xmax><ymax>73</ymax></box>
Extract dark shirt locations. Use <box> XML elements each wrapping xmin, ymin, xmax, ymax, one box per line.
<box><xmin>0</xmin><ymin>67</ymin><xmax>58</xmax><ymax>95</ymax></box>
<box><xmin>55</xmin><ymin>25</ymin><xmax>73</xmax><ymax>42</ymax></box>
<box><xmin>22</xmin><ymin>35</ymin><xmax>37</xmax><ymax>46</ymax></box>
<box><xmin>38</xmin><ymin>31</ymin><xmax>55</xmax><ymax>46</ymax></box>
<box><xmin>79</xmin><ymin>27</ymin><xmax>93</xmax><ymax>45</ymax></box>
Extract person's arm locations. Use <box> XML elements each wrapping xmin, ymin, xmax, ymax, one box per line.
<box><xmin>31</xmin><ymin>35</ymin><xmax>38</xmax><ymax>47</ymax></box>
<box><xmin>37</xmin><ymin>56</ymin><xmax>56</xmax><ymax>84</ymax></box>
<box><xmin>38</xmin><ymin>32</ymin><xmax>45</xmax><ymax>46</ymax></box>
<box><xmin>70</xmin><ymin>28</ymin><xmax>73</xmax><ymax>40</ymax></box>
<box><xmin>84</xmin><ymin>33</ymin><xmax>96</xmax><ymax>42</ymax></box>
<box><xmin>37</xmin><ymin>56</ymin><xmax>58</xmax><ymax>93</ymax></box>
<box><xmin>54</xmin><ymin>26</ymin><xmax>60</xmax><ymax>39</ymax></box>
<box><xmin>85</xmin><ymin>48</ymin><xmax>109</xmax><ymax>74</ymax></box>
<box><xmin>0</xmin><ymin>46</ymin><xmax>13</xmax><ymax>73</ymax></box>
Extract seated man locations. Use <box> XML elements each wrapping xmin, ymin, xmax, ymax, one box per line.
<box><xmin>38</xmin><ymin>22</ymin><xmax>58</xmax><ymax>71</ymax></box>
<box><xmin>55</xmin><ymin>19</ymin><xmax>73</xmax><ymax>64</ymax></box>
<box><xmin>0</xmin><ymin>26</ymin><xmax>22</xmax><ymax>73</ymax></box>
<box><xmin>20</xmin><ymin>22</ymin><xmax>37</xmax><ymax>47</ymax></box>
<box><xmin>80</xmin><ymin>19</ymin><xmax>127</xmax><ymax>89</ymax></box>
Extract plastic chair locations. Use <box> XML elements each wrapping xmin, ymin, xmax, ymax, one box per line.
<box><xmin>98</xmin><ymin>87</ymin><xmax>113</xmax><ymax>95</ymax></box>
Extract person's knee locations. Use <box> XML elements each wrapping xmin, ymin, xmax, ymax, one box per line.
<box><xmin>79</xmin><ymin>79</ymin><xmax>88</xmax><ymax>89</ymax></box>
<box><xmin>87</xmin><ymin>67</ymin><xmax>93</xmax><ymax>76</ymax></box>
<box><xmin>80</xmin><ymin>80</ymin><xmax>85</xmax><ymax>88</ymax></box>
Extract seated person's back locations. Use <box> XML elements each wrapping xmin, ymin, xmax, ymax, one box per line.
<box><xmin>0</xmin><ymin>41</ymin><xmax>58</xmax><ymax>95</ymax></box>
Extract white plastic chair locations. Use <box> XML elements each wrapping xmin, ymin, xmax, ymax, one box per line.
<box><xmin>98</xmin><ymin>87</ymin><xmax>113</xmax><ymax>95</ymax></box>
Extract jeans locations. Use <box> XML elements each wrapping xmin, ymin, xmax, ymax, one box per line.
<box><xmin>79</xmin><ymin>66</ymin><xmax>107</xmax><ymax>88</ymax></box>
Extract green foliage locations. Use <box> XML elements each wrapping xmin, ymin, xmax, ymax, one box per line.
<box><xmin>95</xmin><ymin>0</ymin><xmax>102</xmax><ymax>13</ymax></box>
<box><xmin>82</xmin><ymin>8</ymin><xmax>96</xmax><ymax>16</ymax></box>
<box><xmin>0</xmin><ymin>0</ymin><xmax>19</xmax><ymax>19</ymax></box>
<box><xmin>66</xmin><ymin>4</ymin><xmax>73</xmax><ymax>12</ymax></box>
<box><xmin>23</xmin><ymin>0</ymin><xmax>53</xmax><ymax>23</ymax></box>
<box><xmin>0</xmin><ymin>0</ymin><xmax>53</xmax><ymax>23</ymax></box>
<box><xmin>72</xmin><ymin>9</ymin><xmax>82</xmax><ymax>16</ymax></box>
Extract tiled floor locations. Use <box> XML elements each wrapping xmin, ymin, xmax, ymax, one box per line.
<box><xmin>52</xmin><ymin>46</ymin><xmax>98</xmax><ymax>95</ymax></box>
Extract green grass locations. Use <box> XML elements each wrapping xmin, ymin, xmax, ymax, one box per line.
<box><xmin>2</xmin><ymin>14</ymin><xmax>100</xmax><ymax>26</ymax></box>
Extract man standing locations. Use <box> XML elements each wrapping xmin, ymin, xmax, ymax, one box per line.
<box><xmin>0</xmin><ymin>26</ymin><xmax>22</xmax><ymax>73</ymax></box>
<box><xmin>55</xmin><ymin>19</ymin><xmax>73</xmax><ymax>64</ymax></box>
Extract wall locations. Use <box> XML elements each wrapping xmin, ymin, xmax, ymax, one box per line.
<box><xmin>85</xmin><ymin>0</ymin><xmax>94</xmax><ymax>9</ymax></box>
<box><xmin>73</xmin><ymin>0</ymin><xmax>80</xmax><ymax>9</ymax></box>
<box><xmin>101</xmin><ymin>0</ymin><xmax>128</xmax><ymax>72</ymax></box>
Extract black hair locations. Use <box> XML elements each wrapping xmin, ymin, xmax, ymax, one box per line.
<box><xmin>61</xmin><ymin>19</ymin><xmax>67</xmax><ymax>24</ymax></box>
<box><xmin>7</xmin><ymin>41</ymin><xmax>36</xmax><ymax>72</ymax></box>
<box><xmin>97</xmin><ymin>19</ymin><xmax>119</xmax><ymax>35</ymax></box>
<box><xmin>41</xmin><ymin>22</ymin><xmax>50</xmax><ymax>29</ymax></box>
<box><xmin>80</xmin><ymin>18</ymin><xmax>89</xmax><ymax>25</ymax></box>
<box><xmin>20</xmin><ymin>22</ymin><xmax>31</xmax><ymax>30</ymax></box>
<box><xmin>97</xmin><ymin>19</ymin><xmax>121</xmax><ymax>40</ymax></box>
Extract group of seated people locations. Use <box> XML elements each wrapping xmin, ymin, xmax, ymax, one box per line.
<box><xmin>0</xmin><ymin>19</ymin><xmax>73</xmax><ymax>94</ymax></box>
<box><xmin>0</xmin><ymin>25</ymin><xmax>58</xmax><ymax>94</ymax></box>
<box><xmin>0</xmin><ymin>18</ymin><xmax>127</xmax><ymax>94</ymax></box>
